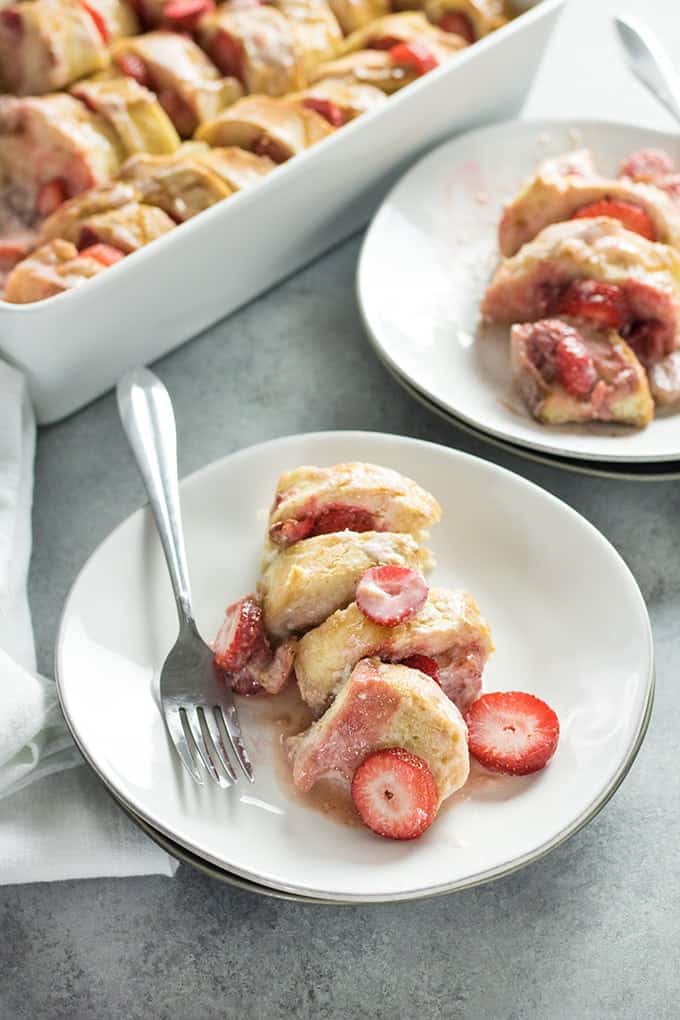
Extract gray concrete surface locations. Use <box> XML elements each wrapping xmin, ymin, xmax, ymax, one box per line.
<box><xmin>3</xmin><ymin>1</ymin><xmax>680</xmax><ymax>1015</ymax></box>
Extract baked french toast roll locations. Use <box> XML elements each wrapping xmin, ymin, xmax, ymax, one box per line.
<box><xmin>38</xmin><ymin>181</ymin><xmax>140</xmax><ymax>243</ymax></box>
<box><xmin>195</xmin><ymin>95</ymin><xmax>333</xmax><ymax>163</ymax></box>
<box><xmin>326</xmin><ymin>0</ymin><xmax>388</xmax><ymax>35</ymax></box>
<box><xmin>260</xmin><ymin>531</ymin><xmax>433</xmax><ymax>639</ymax></box>
<box><xmin>72</xmin><ymin>200</ymin><xmax>175</xmax><ymax>252</ymax></box>
<box><xmin>0</xmin><ymin>0</ymin><xmax>138</xmax><ymax>95</ymax></box>
<box><xmin>271</xmin><ymin>0</ymin><xmax>343</xmax><ymax>77</ymax></box>
<box><xmin>3</xmin><ymin>238</ymin><xmax>121</xmax><ymax>303</ymax></box>
<box><xmin>197</xmin><ymin>6</ymin><xmax>306</xmax><ymax>96</ymax></box>
<box><xmin>295</xmin><ymin>587</ymin><xmax>493</xmax><ymax>713</ymax></box>
<box><xmin>289</xmin><ymin>77</ymin><xmax>387</xmax><ymax>125</ymax></box>
<box><xmin>420</xmin><ymin>0</ymin><xmax>508</xmax><ymax>42</ymax></box>
<box><xmin>0</xmin><ymin>94</ymin><xmax>124</xmax><ymax>218</ymax></box>
<box><xmin>287</xmin><ymin>658</ymin><xmax>469</xmax><ymax>800</ymax></box>
<box><xmin>482</xmin><ymin>218</ymin><xmax>680</xmax><ymax>366</ymax></box>
<box><xmin>498</xmin><ymin>149</ymin><xmax>680</xmax><ymax>257</ymax></box>
<box><xmin>511</xmin><ymin>318</ymin><xmax>654</xmax><ymax>428</ymax></box>
<box><xmin>70</xmin><ymin>77</ymin><xmax>181</xmax><ymax>158</ymax></box>
<box><xmin>310</xmin><ymin>47</ymin><xmax>432</xmax><ymax>93</ymax></box>
<box><xmin>195</xmin><ymin>146</ymin><xmax>276</xmax><ymax>190</ymax></box>
<box><xmin>111</xmin><ymin>31</ymin><xmax>243</xmax><ymax>137</ymax></box>
<box><xmin>119</xmin><ymin>148</ymin><xmax>232</xmax><ymax>221</ymax></box>
<box><xmin>340</xmin><ymin>12</ymin><xmax>467</xmax><ymax>59</ymax></box>
<box><xmin>267</xmin><ymin>462</ymin><xmax>441</xmax><ymax>547</ymax></box>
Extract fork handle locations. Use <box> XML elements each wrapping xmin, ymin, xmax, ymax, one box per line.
<box><xmin>117</xmin><ymin>367</ymin><xmax>194</xmax><ymax>626</ymax></box>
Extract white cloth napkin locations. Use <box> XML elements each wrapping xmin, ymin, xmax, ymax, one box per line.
<box><xmin>0</xmin><ymin>361</ymin><xmax>177</xmax><ymax>884</ymax></box>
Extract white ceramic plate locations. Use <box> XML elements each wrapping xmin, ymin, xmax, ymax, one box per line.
<box><xmin>358</xmin><ymin>119</ymin><xmax>680</xmax><ymax>464</ymax></box>
<box><xmin>56</xmin><ymin>432</ymin><xmax>653</xmax><ymax>902</ymax></box>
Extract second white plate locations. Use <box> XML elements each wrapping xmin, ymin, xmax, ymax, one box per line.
<box><xmin>56</xmin><ymin>432</ymin><xmax>653</xmax><ymax>902</ymax></box>
<box><xmin>358</xmin><ymin>118</ymin><xmax>680</xmax><ymax>464</ymax></box>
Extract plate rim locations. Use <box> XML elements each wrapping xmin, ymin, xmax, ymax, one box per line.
<box><xmin>357</xmin><ymin>115</ymin><xmax>680</xmax><ymax>466</ymax></box>
<box><xmin>55</xmin><ymin>430</ymin><xmax>656</xmax><ymax>902</ymax></box>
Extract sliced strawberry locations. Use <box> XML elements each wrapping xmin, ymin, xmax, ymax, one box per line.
<box><xmin>466</xmin><ymin>691</ymin><xmax>559</xmax><ymax>776</ymax></box>
<box><xmin>389</xmin><ymin>42</ymin><xmax>439</xmax><ymax>76</ymax></box>
<box><xmin>302</xmin><ymin>97</ymin><xmax>345</xmax><ymax>127</ymax></box>
<box><xmin>398</xmin><ymin>654</ymin><xmax>441</xmax><ymax>685</ymax></box>
<box><xmin>351</xmin><ymin>747</ymin><xmax>438</xmax><ymax>839</ymax></box>
<box><xmin>438</xmin><ymin>11</ymin><xmax>475</xmax><ymax>42</ymax></box>
<box><xmin>36</xmin><ymin>179</ymin><xmax>68</xmax><ymax>217</ymax></box>
<box><xmin>571</xmin><ymin>198</ymin><xmax>656</xmax><ymax>241</ymax></box>
<box><xmin>210</xmin><ymin>30</ymin><xmax>244</xmax><ymax>80</ymax></box>
<box><xmin>312</xmin><ymin>504</ymin><xmax>377</xmax><ymax>536</ymax></box>
<box><xmin>163</xmin><ymin>0</ymin><xmax>215</xmax><ymax>32</ymax></box>
<box><xmin>554</xmin><ymin>330</ymin><xmax>597</xmax><ymax>397</ymax></box>
<box><xmin>80</xmin><ymin>1</ymin><xmax>109</xmax><ymax>42</ymax></box>
<box><xmin>557</xmin><ymin>279</ymin><xmax>630</xmax><ymax>330</ymax></box>
<box><xmin>157</xmin><ymin>88</ymin><xmax>196</xmax><ymax>136</ymax></box>
<box><xmin>619</xmin><ymin>148</ymin><xmax>674</xmax><ymax>182</ymax></box>
<box><xmin>213</xmin><ymin>595</ymin><xmax>264</xmax><ymax>672</ymax></box>
<box><xmin>116</xmin><ymin>52</ymin><xmax>151</xmax><ymax>87</ymax></box>
<box><xmin>79</xmin><ymin>243</ymin><xmax>126</xmax><ymax>266</ymax></box>
<box><xmin>356</xmin><ymin>565</ymin><xmax>428</xmax><ymax>627</ymax></box>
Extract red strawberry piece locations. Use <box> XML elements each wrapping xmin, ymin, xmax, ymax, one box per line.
<box><xmin>619</xmin><ymin>148</ymin><xmax>674</xmax><ymax>182</ymax></box>
<box><xmin>157</xmin><ymin>88</ymin><xmax>196</xmax><ymax>136</ymax></box>
<box><xmin>466</xmin><ymin>691</ymin><xmax>559</xmax><ymax>776</ymax></box>
<box><xmin>80</xmin><ymin>1</ymin><xmax>110</xmax><ymax>41</ymax></box>
<box><xmin>557</xmin><ymin>279</ymin><xmax>630</xmax><ymax>331</ymax></box>
<box><xmin>116</xmin><ymin>52</ymin><xmax>150</xmax><ymax>87</ymax></box>
<box><xmin>356</xmin><ymin>565</ymin><xmax>428</xmax><ymax>627</ymax></box>
<box><xmin>389</xmin><ymin>41</ymin><xmax>439</xmax><ymax>76</ymax></box>
<box><xmin>36</xmin><ymin>179</ymin><xmax>68</xmax><ymax>217</ymax></box>
<box><xmin>213</xmin><ymin>595</ymin><xmax>264</xmax><ymax>672</ymax></box>
<box><xmin>79</xmin><ymin>243</ymin><xmax>126</xmax><ymax>266</ymax></box>
<box><xmin>351</xmin><ymin>747</ymin><xmax>438</xmax><ymax>839</ymax></box>
<box><xmin>210</xmin><ymin>30</ymin><xmax>244</xmax><ymax>80</ymax></box>
<box><xmin>554</xmin><ymin>330</ymin><xmax>597</xmax><ymax>397</ymax></box>
<box><xmin>268</xmin><ymin>516</ymin><xmax>315</xmax><ymax>546</ymax></box>
<box><xmin>438</xmin><ymin>11</ymin><xmax>475</xmax><ymax>42</ymax></box>
<box><xmin>398</xmin><ymin>654</ymin><xmax>440</xmax><ymax>685</ymax></box>
<box><xmin>571</xmin><ymin>198</ymin><xmax>656</xmax><ymax>241</ymax></box>
<box><xmin>301</xmin><ymin>97</ymin><xmax>345</xmax><ymax>127</ymax></box>
<box><xmin>311</xmin><ymin>504</ymin><xmax>377</xmax><ymax>536</ymax></box>
<box><xmin>163</xmin><ymin>0</ymin><xmax>215</xmax><ymax>31</ymax></box>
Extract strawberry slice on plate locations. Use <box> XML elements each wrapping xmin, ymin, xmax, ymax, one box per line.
<box><xmin>466</xmin><ymin>691</ymin><xmax>560</xmax><ymax>776</ymax></box>
<box><xmin>356</xmin><ymin>565</ymin><xmax>428</xmax><ymax>627</ymax></box>
<box><xmin>351</xmin><ymin>747</ymin><xmax>438</xmax><ymax>839</ymax></box>
<box><xmin>571</xmin><ymin>198</ymin><xmax>656</xmax><ymax>241</ymax></box>
<box><xmin>554</xmin><ymin>329</ymin><xmax>597</xmax><ymax>397</ymax></box>
<box><xmin>213</xmin><ymin>595</ymin><xmax>263</xmax><ymax>672</ymax></box>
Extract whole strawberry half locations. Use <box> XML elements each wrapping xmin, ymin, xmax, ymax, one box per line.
<box><xmin>351</xmin><ymin>747</ymin><xmax>438</xmax><ymax>840</ymax></box>
<box><xmin>465</xmin><ymin>691</ymin><xmax>560</xmax><ymax>776</ymax></box>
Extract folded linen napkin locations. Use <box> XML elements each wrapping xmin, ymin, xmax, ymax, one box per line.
<box><xmin>0</xmin><ymin>360</ymin><xmax>176</xmax><ymax>884</ymax></box>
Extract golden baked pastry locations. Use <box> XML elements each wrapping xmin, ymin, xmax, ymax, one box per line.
<box><xmin>287</xmin><ymin>658</ymin><xmax>469</xmax><ymax>801</ymax></box>
<box><xmin>119</xmin><ymin>149</ymin><xmax>233</xmax><ymax>222</ymax></box>
<box><xmin>295</xmin><ymin>586</ymin><xmax>493</xmax><ymax>712</ymax></box>
<box><xmin>260</xmin><ymin>530</ymin><xmax>433</xmax><ymax>638</ymax></box>
<box><xmin>482</xmin><ymin>218</ymin><xmax>680</xmax><ymax>365</ymax></box>
<box><xmin>3</xmin><ymin>238</ymin><xmax>112</xmax><ymax>302</ymax></box>
<box><xmin>511</xmin><ymin>317</ymin><xmax>654</xmax><ymax>427</ymax></box>
<box><xmin>70</xmin><ymin>77</ymin><xmax>181</xmax><ymax>158</ymax></box>
<box><xmin>196</xmin><ymin>95</ymin><xmax>334</xmax><ymax>163</ymax></box>
<box><xmin>268</xmin><ymin>461</ymin><xmax>441</xmax><ymax>546</ymax></box>
<box><xmin>498</xmin><ymin>149</ymin><xmax>680</xmax><ymax>257</ymax></box>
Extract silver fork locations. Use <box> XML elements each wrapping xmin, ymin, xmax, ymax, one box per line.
<box><xmin>117</xmin><ymin>367</ymin><xmax>253</xmax><ymax>788</ymax></box>
<box><xmin>614</xmin><ymin>13</ymin><xmax>680</xmax><ymax>125</ymax></box>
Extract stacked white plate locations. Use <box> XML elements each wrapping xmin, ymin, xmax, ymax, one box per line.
<box><xmin>56</xmin><ymin>432</ymin><xmax>654</xmax><ymax>902</ymax></box>
<box><xmin>358</xmin><ymin>119</ymin><xmax>680</xmax><ymax>481</ymax></box>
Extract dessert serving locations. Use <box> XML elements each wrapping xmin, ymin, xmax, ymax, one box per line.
<box><xmin>212</xmin><ymin>460</ymin><xmax>560</xmax><ymax>841</ymax></box>
<box><xmin>0</xmin><ymin>0</ymin><xmax>519</xmax><ymax>304</ymax></box>
<box><xmin>483</xmin><ymin>145</ymin><xmax>680</xmax><ymax>426</ymax></box>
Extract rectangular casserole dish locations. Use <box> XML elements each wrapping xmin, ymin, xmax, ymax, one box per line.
<box><xmin>0</xmin><ymin>0</ymin><xmax>564</xmax><ymax>423</ymax></box>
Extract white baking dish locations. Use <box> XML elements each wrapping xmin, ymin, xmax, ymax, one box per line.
<box><xmin>0</xmin><ymin>0</ymin><xmax>564</xmax><ymax>423</ymax></box>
